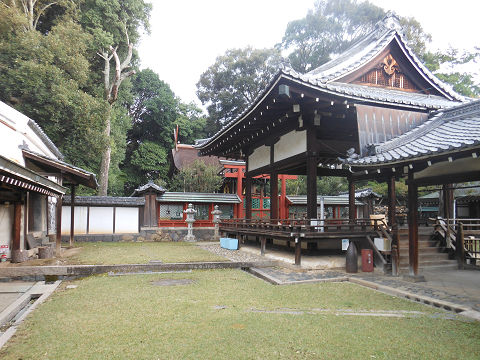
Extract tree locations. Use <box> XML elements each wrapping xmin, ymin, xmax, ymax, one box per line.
<box><xmin>0</xmin><ymin>6</ymin><xmax>105</xmax><ymax>175</ymax></box>
<box><xmin>423</xmin><ymin>47</ymin><xmax>480</xmax><ymax>98</ymax></box>
<box><xmin>122</xmin><ymin>69</ymin><xmax>179</xmax><ymax>192</ymax></box>
<box><xmin>285</xmin><ymin>176</ymin><xmax>348</xmax><ymax>195</ymax></box>
<box><xmin>196</xmin><ymin>47</ymin><xmax>284</xmax><ymax>135</ymax></box>
<box><xmin>169</xmin><ymin>160</ymin><xmax>223</xmax><ymax>193</ymax></box>
<box><xmin>280</xmin><ymin>0</ymin><xmax>430</xmax><ymax>74</ymax></box>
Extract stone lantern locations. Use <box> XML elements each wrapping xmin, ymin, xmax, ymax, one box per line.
<box><xmin>183</xmin><ymin>203</ymin><xmax>197</xmax><ymax>242</ymax></box>
<box><xmin>211</xmin><ymin>205</ymin><xmax>222</xmax><ymax>241</ymax></box>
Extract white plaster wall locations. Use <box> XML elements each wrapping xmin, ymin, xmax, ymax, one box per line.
<box><xmin>61</xmin><ymin>206</ymin><xmax>88</xmax><ymax>235</ymax></box>
<box><xmin>274</xmin><ymin>130</ymin><xmax>306</xmax><ymax>163</ymax></box>
<box><xmin>248</xmin><ymin>145</ymin><xmax>270</xmax><ymax>171</ymax></box>
<box><xmin>0</xmin><ymin>205</ymin><xmax>13</xmax><ymax>257</ymax></box>
<box><xmin>88</xmin><ymin>207</ymin><xmax>114</xmax><ymax>234</ymax></box>
<box><xmin>115</xmin><ymin>207</ymin><xmax>139</xmax><ymax>234</ymax></box>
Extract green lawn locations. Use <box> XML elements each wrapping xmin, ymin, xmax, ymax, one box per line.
<box><xmin>2</xmin><ymin>269</ymin><xmax>479</xmax><ymax>359</ymax></box>
<box><xmin>64</xmin><ymin>242</ymin><xmax>226</xmax><ymax>264</ymax></box>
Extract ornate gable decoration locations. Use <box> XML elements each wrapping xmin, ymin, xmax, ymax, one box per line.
<box><xmin>354</xmin><ymin>54</ymin><xmax>419</xmax><ymax>92</ymax></box>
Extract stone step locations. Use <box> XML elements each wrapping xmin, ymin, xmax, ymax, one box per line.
<box><xmin>399</xmin><ymin>260</ymin><xmax>458</xmax><ymax>271</ymax></box>
<box><xmin>399</xmin><ymin>253</ymin><xmax>450</xmax><ymax>262</ymax></box>
<box><xmin>398</xmin><ymin>247</ymin><xmax>447</xmax><ymax>255</ymax></box>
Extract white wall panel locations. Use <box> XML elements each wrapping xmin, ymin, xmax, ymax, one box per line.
<box><xmin>115</xmin><ymin>207</ymin><xmax>139</xmax><ymax>234</ymax></box>
<box><xmin>248</xmin><ymin>145</ymin><xmax>270</xmax><ymax>171</ymax></box>
<box><xmin>0</xmin><ymin>205</ymin><xmax>13</xmax><ymax>257</ymax></box>
<box><xmin>88</xmin><ymin>207</ymin><xmax>113</xmax><ymax>234</ymax></box>
<box><xmin>61</xmin><ymin>206</ymin><xmax>88</xmax><ymax>235</ymax></box>
<box><xmin>274</xmin><ymin>130</ymin><xmax>306</xmax><ymax>163</ymax></box>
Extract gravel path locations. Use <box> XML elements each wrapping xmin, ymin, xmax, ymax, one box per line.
<box><xmin>197</xmin><ymin>243</ymin><xmax>265</xmax><ymax>262</ymax></box>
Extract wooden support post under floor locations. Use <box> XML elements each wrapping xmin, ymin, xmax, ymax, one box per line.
<box><xmin>260</xmin><ymin>236</ymin><xmax>266</xmax><ymax>256</ymax></box>
<box><xmin>295</xmin><ymin>239</ymin><xmax>301</xmax><ymax>266</ymax></box>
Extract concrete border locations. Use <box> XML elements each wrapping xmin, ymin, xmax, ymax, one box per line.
<box><xmin>247</xmin><ymin>268</ymin><xmax>480</xmax><ymax>321</ymax></box>
<box><xmin>0</xmin><ymin>261</ymin><xmax>277</xmax><ymax>278</ymax></box>
<box><xmin>0</xmin><ymin>281</ymin><xmax>61</xmax><ymax>349</ymax></box>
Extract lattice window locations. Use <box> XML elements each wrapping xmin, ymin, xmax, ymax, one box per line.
<box><xmin>262</xmin><ymin>198</ymin><xmax>270</xmax><ymax>209</ymax></box>
<box><xmin>159</xmin><ymin>204</ymin><xmax>183</xmax><ymax>220</ymax></box>
<box><xmin>354</xmin><ymin>54</ymin><xmax>418</xmax><ymax>91</ymax></box>
<box><xmin>252</xmin><ymin>198</ymin><xmax>261</xmax><ymax>209</ymax></box>
<box><xmin>339</xmin><ymin>206</ymin><xmax>349</xmax><ymax>219</ymax></box>
<box><xmin>218</xmin><ymin>204</ymin><xmax>234</xmax><ymax>219</ymax></box>
<box><xmin>325</xmin><ymin>206</ymin><xmax>334</xmax><ymax>219</ymax></box>
<box><xmin>193</xmin><ymin>204</ymin><xmax>209</xmax><ymax>220</ymax></box>
<box><xmin>289</xmin><ymin>206</ymin><xmax>307</xmax><ymax>219</ymax></box>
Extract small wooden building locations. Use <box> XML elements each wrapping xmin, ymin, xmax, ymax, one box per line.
<box><xmin>0</xmin><ymin>100</ymin><xmax>97</xmax><ymax>259</ymax></box>
<box><xmin>195</xmin><ymin>13</ymin><xmax>478</xmax><ymax>273</ymax></box>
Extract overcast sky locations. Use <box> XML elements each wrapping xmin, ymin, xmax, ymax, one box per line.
<box><xmin>138</xmin><ymin>0</ymin><xmax>478</xmax><ymax>105</ymax></box>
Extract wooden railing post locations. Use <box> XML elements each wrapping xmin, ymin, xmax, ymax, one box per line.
<box><xmin>456</xmin><ymin>222</ymin><xmax>465</xmax><ymax>270</ymax></box>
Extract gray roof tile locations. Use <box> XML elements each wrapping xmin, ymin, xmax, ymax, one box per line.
<box><xmin>350</xmin><ymin>100</ymin><xmax>480</xmax><ymax>166</ymax></box>
<box><xmin>63</xmin><ymin>196</ymin><xmax>145</xmax><ymax>207</ymax></box>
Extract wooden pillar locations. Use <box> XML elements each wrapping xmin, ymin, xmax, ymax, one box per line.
<box><xmin>69</xmin><ymin>185</ymin><xmax>75</xmax><ymax>246</ymax></box>
<box><xmin>408</xmin><ymin>172</ymin><xmax>419</xmax><ymax>276</ymax></box>
<box><xmin>260</xmin><ymin>236</ymin><xmax>266</xmax><ymax>256</ymax></box>
<box><xmin>55</xmin><ymin>195</ymin><xmax>63</xmax><ymax>256</ymax></box>
<box><xmin>245</xmin><ymin>176</ymin><xmax>252</xmax><ymax>220</ymax></box>
<box><xmin>279</xmin><ymin>175</ymin><xmax>287</xmax><ymax>219</ymax></box>
<box><xmin>270</xmin><ymin>171</ymin><xmax>278</xmax><ymax>221</ymax></box>
<box><xmin>348</xmin><ymin>178</ymin><xmax>356</xmax><ymax>221</ymax></box>
<box><xmin>236</xmin><ymin>170</ymin><xmax>243</xmax><ymax>218</ymax></box>
<box><xmin>387</xmin><ymin>176</ymin><xmax>396</xmax><ymax>226</ymax></box>
<box><xmin>306</xmin><ymin>156</ymin><xmax>317</xmax><ymax>219</ymax></box>
<box><xmin>13</xmin><ymin>202</ymin><xmax>22</xmax><ymax>251</ymax></box>
<box><xmin>295</xmin><ymin>239</ymin><xmax>301</xmax><ymax>265</ymax></box>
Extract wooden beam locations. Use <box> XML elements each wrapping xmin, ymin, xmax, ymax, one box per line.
<box><xmin>245</xmin><ymin>176</ymin><xmax>252</xmax><ymax>220</ymax></box>
<box><xmin>306</xmin><ymin>156</ymin><xmax>317</xmax><ymax>219</ymax></box>
<box><xmin>388</xmin><ymin>176</ymin><xmax>396</xmax><ymax>226</ymax></box>
<box><xmin>270</xmin><ymin>172</ymin><xmax>278</xmax><ymax>221</ymax></box>
<box><xmin>408</xmin><ymin>171</ymin><xmax>419</xmax><ymax>276</ymax></box>
<box><xmin>56</xmin><ymin>175</ymin><xmax>63</xmax><ymax>256</ymax></box>
<box><xmin>348</xmin><ymin>178</ymin><xmax>355</xmax><ymax>221</ymax></box>
<box><xmin>13</xmin><ymin>202</ymin><xmax>22</xmax><ymax>251</ymax></box>
<box><xmin>295</xmin><ymin>239</ymin><xmax>301</xmax><ymax>266</ymax></box>
<box><xmin>69</xmin><ymin>185</ymin><xmax>75</xmax><ymax>246</ymax></box>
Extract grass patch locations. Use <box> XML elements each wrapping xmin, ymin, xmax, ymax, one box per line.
<box><xmin>2</xmin><ymin>269</ymin><xmax>480</xmax><ymax>359</ymax></box>
<box><xmin>64</xmin><ymin>242</ymin><xmax>226</xmax><ymax>264</ymax></box>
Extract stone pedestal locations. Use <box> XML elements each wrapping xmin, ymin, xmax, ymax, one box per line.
<box><xmin>183</xmin><ymin>204</ymin><xmax>197</xmax><ymax>242</ymax></box>
<box><xmin>211</xmin><ymin>205</ymin><xmax>222</xmax><ymax>241</ymax></box>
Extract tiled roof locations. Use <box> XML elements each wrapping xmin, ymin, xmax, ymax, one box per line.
<box><xmin>63</xmin><ymin>196</ymin><xmax>145</xmax><ymax>207</ymax></box>
<box><xmin>22</xmin><ymin>149</ymin><xmax>98</xmax><ymax>189</ymax></box>
<box><xmin>286</xmin><ymin>195</ymin><xmax>363</xmax><ymax>206</ymax></box>
<box><xmin>195</xmin><ymin>14</ymin><xmax>464</xmax><ymax>154</ymax></box>
<box><xmin>338</xmin><ymin>188</ymin><xmax>382</xmax><ymax>199</ymax></box>
<box><xmin>349</xmin><ymin>100</ymin><xmax>480</xmax><ymax>166</ymax></box>
<box><xmin>305</xmin><ymin>12</ymin><xmax>463</xmax><ymax>102</ymax></box>
<box><xmin>282</xmin><ymin>73</ymin><xmax>458</xmax><ymax>109</ymax></box>
<box><xmin>131</xmin><ymin>181</ymin><xmax>166</xmax><ymax>196</ymax></box>
<box><xmin>27</xmin><ymin>120</ymin><xmax>63</xmax><ymax>159</ymax></box>
<box><xmin>157</xmin><ymin>192</ymin><xmax>241</xmax><ymax>204</ymax></box>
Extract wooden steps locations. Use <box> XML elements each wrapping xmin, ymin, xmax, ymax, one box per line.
<box><xmin>397</xmin><ymin>227</ymin><xmax>457</xmax><ymax>271</ymax></box>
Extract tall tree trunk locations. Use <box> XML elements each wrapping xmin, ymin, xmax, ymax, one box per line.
<box><xmin>98</xmin><ymin>104</ymin><xmax>112</xmax><ymax>196</ymax></box>
<box><xmin>96</xmin><ymin>27</ymin><xmax>135</xmax><ymax>196</ymax></box>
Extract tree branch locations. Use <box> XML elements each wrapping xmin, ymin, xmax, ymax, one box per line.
<box><xmin>33</xmin><ymin>1</ymin><xmax>57</xmax><ymax>30</ymax></box>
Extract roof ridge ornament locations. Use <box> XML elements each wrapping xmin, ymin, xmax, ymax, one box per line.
<box><xmin>382</xmin><ymin>11</ymin><xmax>403</xmax><ymax>32</ymax></box>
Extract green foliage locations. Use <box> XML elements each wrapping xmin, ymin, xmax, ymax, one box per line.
<box><xmin>286</xmin><ymin>176</ymin><xmax>348</xmax><ymax>195</ymax></box>
<box><xmin>196</xmin><ymin>47</ymin><xmax>284</xmax><ymax>135</ymax></box>
<box><xmin>169</xmin><ymin>160</ymin><xmax>223</xmax><ymax>193</ymax></box>
<box><xmin>0</xmin><ymin>13</ymin><xmax>105</xmax><ymax>175</ymax></box>
<box><xmin>280</xmin><ymin>0</ymin><xmax>385</xmax><ymax>73</ymax></box>
<box><xmin>367</xmin><ymin>179</ymin><xmax>408</xmax><ymax>200</ymax></box>
<box><xmin>280</xmin><ymin>0</ymin><xmax>431</xmax><ymax>74</ymax></box>
<box><xmin>423</xmin><ymin>47</ymin><xmax>480</xmax><ymax>97</ymax></box>
<box><xmin>175</xmin><ymin>102</ymin><xmax>208</xmax><ymax>144</ymax></box>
